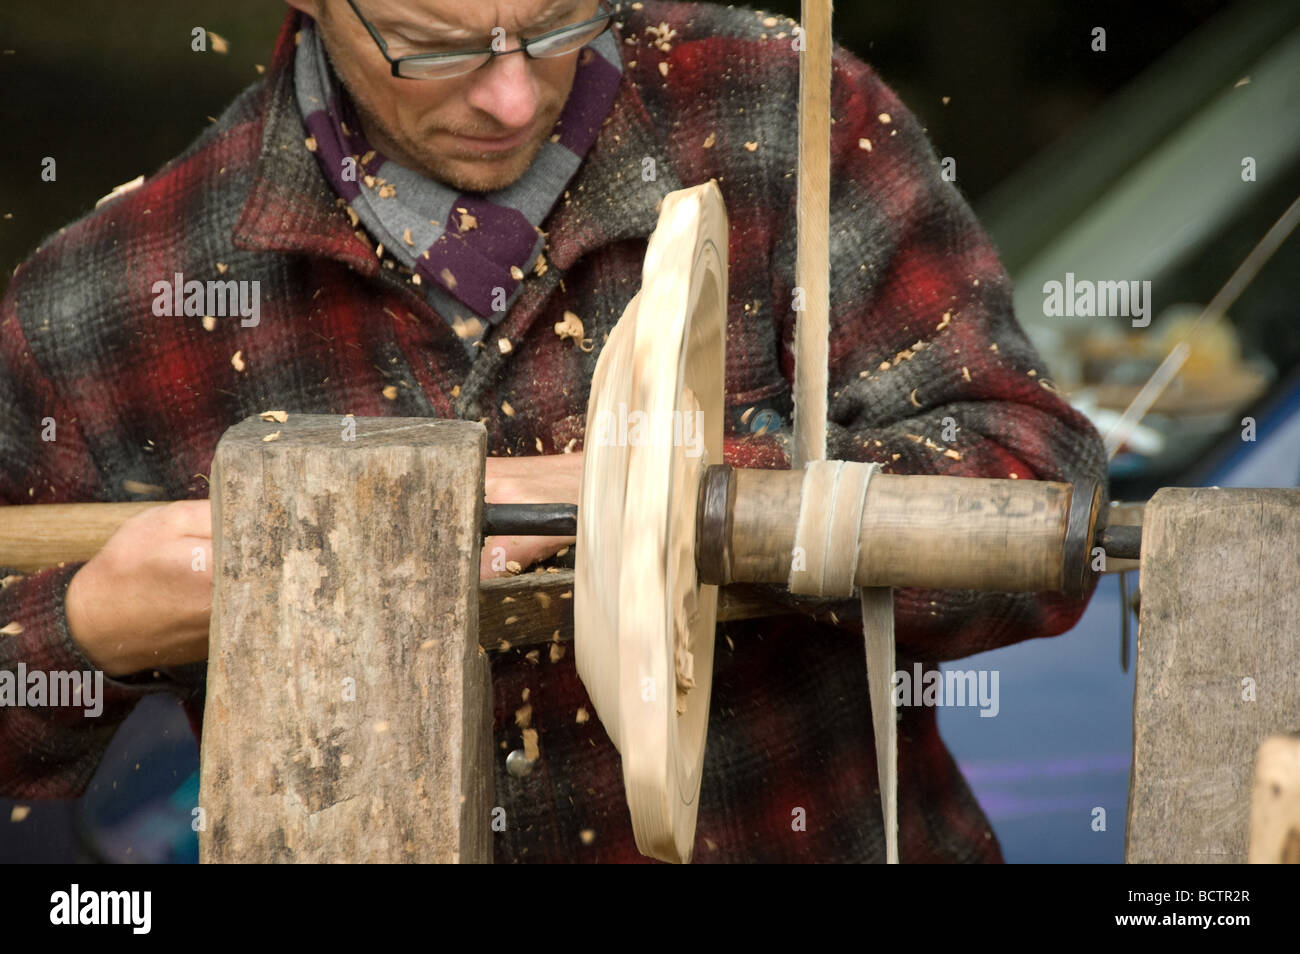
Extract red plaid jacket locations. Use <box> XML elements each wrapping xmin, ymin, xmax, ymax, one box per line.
<box><xmin>0</xmin><ymin>2</ymin><xmax>1105</xmax><ymax>862</ymax></box>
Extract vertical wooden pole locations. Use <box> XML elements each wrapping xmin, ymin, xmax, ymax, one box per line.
<box><xmin>1127</xmin><ymin>487</ymin><xmax>1300</xmax><ymax>863</ymax></box>
<box><xmin>199</xmin><ymin>416</ymin><xmax>492</xmax><ymax>863</ymax></box>
<box><xmin>792</xmin><ymin>0</ymin><xmax>833</xmax><ymax>468</ymax></box>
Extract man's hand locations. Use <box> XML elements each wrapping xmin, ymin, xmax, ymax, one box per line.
<box><xmin>63</xmin><ymin>452</ymin><xmax>583</xmax><ymax>677</ymax></box>
<box><xmin>481</xmin><ymin>451</ymin><xmax>582</xmax><ymax>579</ymax></box>
<box><xmin>66</xmin><ymin>500</ymin><xmax>213</xmax><ymax>678</ymax></box>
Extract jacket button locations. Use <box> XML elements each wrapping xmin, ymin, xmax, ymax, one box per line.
<box><xmin>506</xmin><ymin>748</ymin><xmax>535</xmax><ymax>778</ymax></box>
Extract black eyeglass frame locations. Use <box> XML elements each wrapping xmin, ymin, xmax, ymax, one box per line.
<box><xmin>345</xmin><ymin>0</ymin><xmax>615</xmax><ymax>79</ymax></box>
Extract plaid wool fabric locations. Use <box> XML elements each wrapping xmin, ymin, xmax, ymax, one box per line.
<box><xmin>0</xmin><ymin>2</ymin><xmax>1106</xmax><ymax>863</ymax></box>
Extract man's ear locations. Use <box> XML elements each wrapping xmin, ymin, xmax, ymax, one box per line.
<box><xmin>284</xmin><ymin>0</ymin><xmax>321</xmax><ymax>17</ymax></box>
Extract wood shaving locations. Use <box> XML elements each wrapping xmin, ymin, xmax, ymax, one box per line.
<box><xmin>576</xmin><ymin>707</ymin><xmax>589</xmax><ymax>724</ymax></box>
<box><xmin>231</xmin><ymin>350</ymin><xmax>246</xmax><ymax>372</ymax></box>
<box><xmin>961</xmin><ymin>366</ymin><xmax>971</xmax><ymax>381</ymax></box>
<box><xmin>703</xmin><ymin>131</ymin><xmax>717</xmax><ymax>149</ymax></box>
<box><xmin>378</xmin><ymin>184</ymin><xmax>396</xmax><ymax>199</ymax></box>
<box><xmin>579</xmin><ymin>829</ymin><xmax>595</xmax><ymax>845</ymax></box>
<box><xmin>0</xmin><ymin>621</ymin><xmax>24</xmax><ymax>636</ymax></box>
<box><xmin>525</xmin><ymin>650</ymin><xmax>540</xmax><ymax>665</ymax></box>
<box><xmin>763</xmin><ymin>16</ymin><xmax>778</xmax><ymax>27</ymax></box>
<box><xmin>859</xmin><ymin>138</ymin><xmax>872</xmax><ymax>151</ymax></box>
<box><xmin>744</xmin><ymin>141</ymin><xmax>758</xmax><ymax>152</ymax></box>
<box><xmin>560</xmin><ymin>590</ymin><xmax>572</xmax><ymax>599</ymax></box>
<box><xmin>346</xmin><ymin>206</ymin><xmax>359</xmax><ymax>227</ymax></box>
<box><xmin>1</xmin><ymin>575</ymin><xmax>24</xmax><ymax>589</ymax></box>
<box><xmin>944</xmin><ymin>448</ymin><xmax>963</xmax><ymax>460</ymax></box>
<box><xmin>440</xmin><ymin>267</ymin><xmax>458</xmax><ymax>290</ymax></box>
<box><xmin>375</xmin><ymin>242</ymin><xmax>385</xmax><ymax>259</ymax></box>
<box><xmin>658</xmin><ymin>61</ymin><xmax>669</xmax><ymax>77</ymax></box>
<box><xmin>506</xmin><ymin>560</ymin><xmax>523</xmax><ymax>575</ymax></box>
<box><xmin>501</xmin><ymin>400</ymin><xmax>515</xmax><ymax>417</ymax></box>
<box><xmin>304</xmin><ymin>136</ymin><xmax>318</xmax><ymax>152</ymax></box>
<box><xmin>498</xmin><ymin>639</ymin><xmax>512</xmax><ymax>651</ymax></box>
<box><xmin>402</xmin><ymin>228</ymin><xmax>414</xmax><ymax>246</ymax></box>
<box><xmin>937</xmin><ymin>311</ymin><xmax>952</xmax><ymax>331</ymax></box>
<box><xmin>202</xmin><ymin>315</ymin><xmax>216</xmax><ymax>331</ymax></box>
<box><xmin>554</xmin><ymin>310</ymin><xmax>584</xmax><ymax>343</ymax></box>
<box><xmin>533</xmin><ymin>254</ymin><xmax>548</xmax><ymax>277</ymax></box>
<box><xmin>522</xmin><ymin>688</ymin><xmax>530</xmax><ymax>701</ymax></box>
<box><xmin>10</xmin><ymin>805</ymin><xmax>30</xmax><ymax>823</ymax></box>
<box><xmin>556</xmin><ymin>546</ymin><xmax>569</xmax><ymax>557</ymax></box>
<box><xmin>382</xmin><ymin>385</ymin><xmax>398</xmax><ymax>400</ymax></box>
<box><xmin>451</xmin><ymin>384</ymin><xmax>461</xmax><ymax>398</ymax></box>
<box><xmin>458</xmin><ymin>209</ymin><xmax>478</xmax><ymax>231</ymax></box>
<box><xmin>504</xmin><ymin>616</ymin><xmax>518</xmax><ymax>625</ymax></box>
<box><xmin>216</xmin><ymin>262</ymin><xmax>229</xmax><ymax>275</ymax></box>
<box><xmin>259</xmin><ymin>410</ymin><xmax>289</xmax><ymax>423</ymax></box>
<box><xmin>498</xmin><ymin>337</ymin><xmax>513</xmax><ymax>354</ymax></box>
<box><xmin>909</xmin><ymin>388</ymin><xmax>921</xmax><ymax>407</ymax></box>
<box><xmin>515</xmin><ymin>703</ymin><xmax>532</xmax><ymax>728</ymax></box>
<box><xmin>878</xmin><ymin>112</ymin><xmax>892</xmax><ymax>124</ymax></box>
<box><xmin>262</xmin><ymin>431</ymin><xmax>281</xmax><ymax>443</ymax></box>
<box><xmin>550</xmin><ymin>643</ymin><xmax>566</xmax><ymax>663</ymax></box>
<box><xmin>535</xmin><ymin>591</ymin><xmax>551</xmax><ymax>609</ymax></box>
<box><xmin>509</xmin><ymin>265</ymin><xmax>524</xmax><ymax>281</ymax></box>
<box><xmin>208</xmin><ymin>31</ymin><xmax>230</xmax><ymax>54</ymax></box>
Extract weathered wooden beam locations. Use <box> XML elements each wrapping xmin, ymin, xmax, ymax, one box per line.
<box><xmin>1127</xmin><ymin>487</ymin><xmax>1300</xmax><ymax>863</ymax></box>
<box><xmin>199</xmin><ymin>416</ymin><xmax>492</xmax><ymax>863</ymax></box>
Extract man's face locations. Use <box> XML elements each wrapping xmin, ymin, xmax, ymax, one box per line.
<box><xmin>290</xmin><ymin>0</ymin><xmax>596</xmax><ymax>192</ymax></box>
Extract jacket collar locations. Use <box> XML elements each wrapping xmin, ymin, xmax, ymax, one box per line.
<box><xmin>233</xmin><ymin>10</ymin><xmax>682</xmax><ymax>275</ymax></box>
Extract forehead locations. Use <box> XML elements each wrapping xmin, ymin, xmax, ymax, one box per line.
<box><xmin>359</xmin><ymin>0</ymin><xmax>578</xmax><ymax>34</ymax></box>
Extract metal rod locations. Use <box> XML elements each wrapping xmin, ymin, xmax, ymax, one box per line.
<box><xmin>482</xmin><ymin>503</ymin><xmax>577</xmax><ymax>537</ymax></box>
<box><xmin>1097</xmin><ymin>524</ymin><xmax>1142</xmax><ymax>560</ymax></box>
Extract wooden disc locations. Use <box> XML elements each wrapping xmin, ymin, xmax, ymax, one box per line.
<box><xmin>575</xmin><ymin>182</ymin><xmax>728</xmax><ymax>863</ymax></box>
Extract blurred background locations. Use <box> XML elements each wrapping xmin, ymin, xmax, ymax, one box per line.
<box><xmin>1</xmin><ymin>0</ymin><xmax>1297</xmax><ymax>862</ymax></box>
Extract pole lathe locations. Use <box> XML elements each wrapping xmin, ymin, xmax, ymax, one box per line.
<box><xmin>0</xmin><ymin>184</ymin><xmax>1115</xmax><ymax>865</ymax></box>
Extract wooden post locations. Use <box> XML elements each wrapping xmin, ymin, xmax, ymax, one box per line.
<box><xmin>1249</xmin><ymin>734</ymin><xmax>1300</xmax><ymax>863</ymax></box>
<box><xmin>199</xmin><ymin>416</ymin><xmax>492</xmax><ymax>863</ymax></box>
<box><xmin>1127</xmin><ymin>487</ymin><xmax>1300</xmax><ymax>863</ymax></box>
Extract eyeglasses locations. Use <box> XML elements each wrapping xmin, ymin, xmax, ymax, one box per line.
<box><xmin>345</xmin><ymin>0</ymin><xmax>614</xmax><ymax>80</ymax></box>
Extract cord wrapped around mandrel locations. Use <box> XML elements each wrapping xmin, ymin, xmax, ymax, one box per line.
<box><xmin>695</xmin><ymin>463</ymin><xmax>1105</xmax><ymax>599</ymax></box>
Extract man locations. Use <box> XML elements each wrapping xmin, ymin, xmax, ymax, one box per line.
<box><xmin>0</xmin><ymin>0</ymin><xmax>1105</xmax><ymax>862</ymax></box>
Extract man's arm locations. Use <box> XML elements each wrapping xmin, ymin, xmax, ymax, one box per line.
<box><xmin>0</xmin><ymin>286</ymin><xmax>194</xmax><ymax>798</ymax></box>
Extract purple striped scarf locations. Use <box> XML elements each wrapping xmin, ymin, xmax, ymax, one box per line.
<box><xmin>293</xmin><ymin>14</ymin><xmax>623</xmax><ymax>352</ymax></box>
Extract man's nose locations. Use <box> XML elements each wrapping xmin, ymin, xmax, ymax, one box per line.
<box><xmin>464</xmin><ymin>45</ymin><xmax>541</xmax><ymax>132</ymax></box>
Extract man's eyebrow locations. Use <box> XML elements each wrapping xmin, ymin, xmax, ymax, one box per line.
<box><xmin>376</xmin><ymin>0</ymin><xmax>580</xmax><ymax>42</ymax></box>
